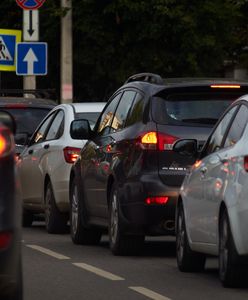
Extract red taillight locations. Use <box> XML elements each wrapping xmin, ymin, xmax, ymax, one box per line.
<box><xmin>0</xmin><ymin>232</ymin><xmax>12</xmax><ymax>249</ymax></box>
<box><xmin>145</xmin><ymin>196</ymin><xmax>169</xmax><ymax>205</ymax></box>
<box><xmin>0</xmin><ymin>128</ymin><xmax>14</xmax><ymax>157</ymax></box>
<box><xmin>63</xmin><ymin>147</ymin><xmax>81</xmax><ymax>163</ymax></box>
<box><xmin>140</xmin><ymin>132</ymin><xmax>178</xmax><ymax>151</ymax></box>
<box><xmin>244</xmin><ymin>156</ymin><xmax>248</xmax><ymax>172</ymax></box>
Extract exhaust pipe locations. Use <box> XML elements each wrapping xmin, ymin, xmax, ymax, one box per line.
<box><xmin>164</xmin><ymin>220</ymin><xmax>175</xmax><ymax>231</ymax></box>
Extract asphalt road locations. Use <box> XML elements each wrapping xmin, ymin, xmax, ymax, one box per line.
<box><xmin>23</xmin><ymin>222</ymin><xmax>248</xmax><ymax>300</ymax></box>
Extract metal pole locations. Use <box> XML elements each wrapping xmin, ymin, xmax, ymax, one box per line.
<box><xmin>61</xmin><ymin>0</ymin><xmax>73</xmax><ymax>104</ymax></box>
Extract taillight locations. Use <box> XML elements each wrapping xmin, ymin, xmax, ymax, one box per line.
<box><xmin>140</xmin><ymin>132</ymin><xmax>178</xmax><ymax>151</ymax></box>
<box><xmin>0</xmin><ymin>232</ymin><xmax>12</xmax><ymax>249</ymax></box>
<box><xmin>145</xmin><ymin>196</ymin><xmax>169</xmax><ymax>205</ymax></box>
<box><xmin>210</xmin><ymin>84</ymin><xmax>240</xmax><ymax>89</ymax></box>
<box><xmin>0</xmin><ymin>127</ymin><xmax>14</xmax><ymax>157</ymax></box>
<box><xmin>244</xmin><ymin>156</ymin><xmax>248</xmax><ymax>172</ymax></box>
<box><xmin>63</xmin><ymin>147</ymin><xmax>81</xmax><ymax>163</ymax></box>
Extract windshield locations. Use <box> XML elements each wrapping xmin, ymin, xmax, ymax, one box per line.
<box><xmin>152</xmin><ymin>93</ymin><xmax>238</xmax><ymax>126</ymax></box>
<box><xmin>2</xmin><ymin>107</ymin><xmax>51</xmax><ymax>135</ymax></box>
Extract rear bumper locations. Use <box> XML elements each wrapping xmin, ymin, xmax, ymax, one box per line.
<box><xmin>118</xmin><ymin>174</ymin><xmax>179</xmax><ymax>235</ymax></box>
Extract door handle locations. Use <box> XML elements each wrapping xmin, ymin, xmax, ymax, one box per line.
<box><xmin>28</xmin><ymin>149</ymin><xmax>33</xmax><ymax>155</ymax></box>
<box><xmin>44</xmin><ymin>144</ymin><xmax>50</xmax><ymax>149</ymax></box>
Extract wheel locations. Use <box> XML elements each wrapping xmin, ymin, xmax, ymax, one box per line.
<box><xmin>109</xmin><ymin>183</ymin><xmax>144</xmax><ymax>256</ymax></box>
<box><xmin>176</xmin><ymin>203</ymin><xmax>206</xmax><ymax>272</ymax></box>
<box><xmin>219</xmin><ymin>210</ymin><xmax>248</xmax><ymax>287</ymax></box>
<box><xmin>70</xmin><ymin>176</ymin><xmax>102</xmax><ymax>245</ymax></box>
<box><xmin>22</xmin><ymin>209</ymin><xmax>33</xmax><ymax>227</ymax></box>
<box><xmin>45</xmin><ymin>181</ymin><xmax>68</xmax><ymax>234</ymax></box>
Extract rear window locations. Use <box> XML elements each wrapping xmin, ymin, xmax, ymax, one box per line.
<box><xmin>152</xmin><ymin>92</ymin><xmax>242</xmax><ymax>127</ymax></box>
<box><xmin>76</xmin><ymin>112</ymin><xmax>101</xmax><ymax>129</ymax></box>
<box><xmin>2</xmin><ymin>107</ymin><xmax>51</xmax><ymax>135</ymax></box>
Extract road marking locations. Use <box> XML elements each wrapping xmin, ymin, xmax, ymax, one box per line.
<box><xmin>26</xmin><ymin>244</ymin><xmax>70</xmax><ymax>260</ymax></box>
<box><xmin>129</xmin><ymin>287</ymin><xmax>172</xmax><ymax>300</ymax></box>
<box><xmin>73</xmin><ymin>262</ymin><xmax>124</xmax><ymax>281</ymax></box>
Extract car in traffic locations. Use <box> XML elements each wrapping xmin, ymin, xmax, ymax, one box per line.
<box><xmin>0</xmin><ymin>111</ymin><xmax>23</xmax><ymax>299</ymax></box>
<box><xmin>17</xmin><ymin>102</ymin><xmax>106</xmax><ymax>234</ymax></box>
<box><xmin>0</xmin><ymin>91</ymin><xmax>57</xmax><ymax>156</ymax></box>
<box><xmin>69</xmin><ymin>73</ymin><xmax>248</xmax><ymax>255</ymax></box>
<box><xmin>174</xmin><ymin>94</ymin><xmax>248</xmax><ymax>287</ymax></box>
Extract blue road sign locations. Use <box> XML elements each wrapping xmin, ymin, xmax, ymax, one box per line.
<box><xmin>16</xmin><ymin>42</ymin><xmax>47</xmax><ymax>75</ymax></box>
<box><xmin>0</xmin><ymin>29</ymin><xmax>22</xmax><ymax>71</ymax></box>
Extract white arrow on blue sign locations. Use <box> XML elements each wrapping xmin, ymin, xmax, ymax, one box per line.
<box><xmin>16</xmin><ymin>42</ymin><xmax>47</xmax><ymax>75</ymax></box>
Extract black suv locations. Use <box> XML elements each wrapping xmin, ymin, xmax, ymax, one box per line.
<box><xmin>69</xmin><ymin>73</ymin><xmax>248</xmax><ymax>255</ymax></box>
<box><xmin>0</xmin><ymin>111</ymin><xmax>22</xmax><ymax>299</ymax></box>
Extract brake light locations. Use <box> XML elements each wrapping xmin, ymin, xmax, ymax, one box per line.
<box><xmin>145</xmin><ymin>196</ymin><xmax>169</xmax><ymax>205</ymax></box>
<box><xmin>0</xmin><ymin>128</ymin><xmax>14</xmax><ymax>157</ymax></box>
<box><xmin>244</xmin><ymin>156</ymin><xmax>248</xmax><ymax>172</ymax></box>
<box><xmin>0</xmin><ymin>232</ymin><xmax>12</xmax><ymax>249</ymax></box>
<box><xmin>210</xmin><ymin>84</ymin><xmax>240</xmax><ymax>89</ymax></box>
<box><xmin>140</xmin><ymin>132</ymin><xmax>178</xmax><ymax>151</ymax></box>
<box><xmin>63</xmin><ymin>147</ymin><xmax>81</xmax><ymax>163</ymax></box>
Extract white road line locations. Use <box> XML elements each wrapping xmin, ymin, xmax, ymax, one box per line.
<box><xmin>129</xmin><ymin>287</ymin><xmax>172</xmax><ymax>300</ymax></box>
<box><xmin>73</xmin><ymin>262</ymin><xmax>125</xmax><ymax>281</ymax></box>
<box><xmin>26</xmin><ymin>244</ymin><xmax>70</xmax><ymax>260</ymax></box>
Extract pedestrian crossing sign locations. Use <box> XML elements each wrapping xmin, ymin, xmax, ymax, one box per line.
<box><xmin>0</xmin><ymin>29</ymin><xmax>22</xmax><ymax>71</ymax></box>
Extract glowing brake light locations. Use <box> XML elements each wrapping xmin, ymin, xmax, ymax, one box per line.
<box><xmin>210</xmin><ymin>84</ymin><xmax>240</xmax><ymax>89</ymax></box>
<box><xmin>145</xmin><ymin>196</ymin><xmax>169</xmax><ymax>205</ymax></box>
<box><xmin>0</xmin><ymin>128</ymin><xmax>14</xmax><ymax>157</ymax></box>
<box><xmin>63</xmin><ymin>147</ymin><xmax>81</xmax><ymax>163</ymax></box>
<box><xmin>140</xmin><ymin>132</ymin><xmax>178</xmax><ymax>151</ymax></box>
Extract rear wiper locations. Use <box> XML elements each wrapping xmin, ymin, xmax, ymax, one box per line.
<box><xmin>181</xmin><ymin>118</ymin><xmax>218</xmax><ymax>124</ymax></box>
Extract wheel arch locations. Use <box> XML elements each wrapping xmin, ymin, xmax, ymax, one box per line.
<box><xmin>107</xmin><ymin>175</ymin><xmax>115</xmax><ymax>208</ymax></box>
<box><xmin>44</xmin><ymin>174</ymin><xmax>51</xmax><ymax>204</ymax></box>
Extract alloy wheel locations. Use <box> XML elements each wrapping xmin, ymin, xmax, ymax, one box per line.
<box><xmin>110</xmin><ymin>191</ymin><xmax>118</xmax><ymax>244</ymax></box>
<box><xmin>177</xmin><ymin>211</ymin><xmax>185</xmax><ymax>263</ymax></box>
<box><xmin>71</xmin><ymin>184</ymin><xmax>79</xmax><ymax>236</ymax></box>
<box><xmin>219</xmin><ymin>215</ymin><xmax>229</xmax><ymax>278</ymax></box>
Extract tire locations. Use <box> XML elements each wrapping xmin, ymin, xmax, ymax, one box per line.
<box><xmin>45</xmin><ymin>181</ymin><xmax>68</xmax><ymax>234</ymax></box>
<box><xmin>176</xmin><ymin>204</ymin><xmax>206</xmax><ymax>272</ymax></box>
<box><xmin>70</xmin><ymin>176</ymin><xmax>102</xmax><ymax>245</ymax></box>
<box><xmin>22</xmin><ymin>209</ymin><xmax>33</xmax><ymax>227</ymax></box>
<box><xmin>109</xmin><ymin>183</ymin><xmax>144</xmax><ymax>256</ymax></box>
<box><xmin>219</xmin><ymin>210</ymin><xmax>248</xmax><ymax>287</ymax></box>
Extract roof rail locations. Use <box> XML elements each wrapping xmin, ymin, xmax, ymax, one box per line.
<box><xmin>125</xmin><ymin>73</ymin><xmax>164</xmax><ymax>85</ymax></box>
<box><xmin>0</xmin><ymin>89</ymin><xmax>57</xmax><ymax>99</ymax></box>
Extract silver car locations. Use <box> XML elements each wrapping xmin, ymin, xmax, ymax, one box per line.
<box><xmin>174</xmin><ymin>95</ymin><xmax>248</xmax><ymax>287</ymax></box>
<box><xmin>17</xmin><ymin>102</ymin><xmax>105</xmax><ymax>234</ymax></box>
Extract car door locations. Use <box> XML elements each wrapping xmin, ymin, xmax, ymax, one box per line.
<box><xmin>82</xmin><ymin>93</ymin><xmax>122</xmax><ymax>219</ymax></box>
<box><xmin>185</xmin><ymin>105</ymin><xmax>239</xmax><ymax>243</ymax></box>
<box><xmin>202</xmin><ymin>104</ymin><xmax>248</xmax><ymax>244</ymax></box>
<box><xmin>18</xmin><ymin>112</ymin><xmax>56</xmax><ymax>204</ymax></box>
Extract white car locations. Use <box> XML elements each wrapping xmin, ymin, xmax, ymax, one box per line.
<box><xmin>17</xmin><ymin>102</ymin><xmax>106</xmax><ymax>233</ymax></box>
<box><xmin>173</xmin><ymin>95</ymin><xmax>248</xmax><ymax>287</ymax></box>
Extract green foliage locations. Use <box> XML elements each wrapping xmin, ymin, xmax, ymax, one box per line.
<box><xmin>0</xmin><ymin>0</ymin><xmax>247</xmax><ymax>101</ymax></box>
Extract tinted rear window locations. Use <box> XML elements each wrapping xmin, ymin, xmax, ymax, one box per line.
<box><xmin>76</xmin><ymin>112</ymin><xmax>100</xmax><ymax>129</ymax></box>
<box><xmin>152</xmin><ymin>92</ymin><xmax>241</xmax><ymax>126</ymax></box>
<box><xmin>2</xmin><ymin>107</ymin><xmax>51</xmax><ymax>135</ymax></box>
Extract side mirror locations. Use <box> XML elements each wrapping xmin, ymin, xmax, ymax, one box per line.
<box><xmin>0</xmin><ymin>110</ymin><xmax>16</xmax><ymax>134</ymax></box>
<box><xmin>173</xmin><ymin>139</ymin><xmax>198</xmax><ymax>157</ymax></box>
<box><xmin>70</xmin><ymin>119</ymin><xmax>92</xmax><ymax>140</ymax></box>
<box><xmin>15</xmin><ymin>132</ymin><xmax>29</xmax><ymax>146</ymax></box>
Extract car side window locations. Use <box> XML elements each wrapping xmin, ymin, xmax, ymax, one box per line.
<box><xmin>96</xmin><ymin>93</ymin><xmax>122</xmax><ymax>136</ymax></box>
<box><xmin>110</xmin><ymin>91</ymin><xmax>136</xmax><ymax>132</ymax></box>
<box><xmin>224</xmin><ymin>105</ymin><xmax>248</xmax><ymax>148</ymax></box>
<box><xmin>32</xmin><ymin>113</ymin><xmax>55</xmax><ymax>144</ymax></box>
<box><xmin>204</xmin><ymin>105</ymin><xmax>238</xmax><ymax>155</ymax></box>
<box><xmin>45</xmin><ymin>110</ymin><xmax>64</xmax><ymax>141</ymax></box>
<box><xmin>125</xmin><ymin>92</ymin><xmax>144</xmax><ymax>127</ymax></box>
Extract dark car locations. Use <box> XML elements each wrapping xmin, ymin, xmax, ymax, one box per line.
<box><xmin>0</xmin><ymin>111</ymin><xmax>22</xmax><ymax>299</ymax></box>
<box><xmin>0</xmin><ymin>91</ymin><xmax>56</xmax><ymax>155</ymax></box>
<box><xmin>69</xmin><ymin>73</ymin><xmax>248</xmax><ymax>255</ymax></box>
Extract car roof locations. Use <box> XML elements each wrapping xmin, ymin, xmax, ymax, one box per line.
<box><xmin>0</xmin><ymin>97</ymin><xmax>57</xmax><ymax>108</ymax></box>
<box><xmin>55</xmin><ymin>102</ymin><xmax>106</xmax><ymax>113</ymax></box>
